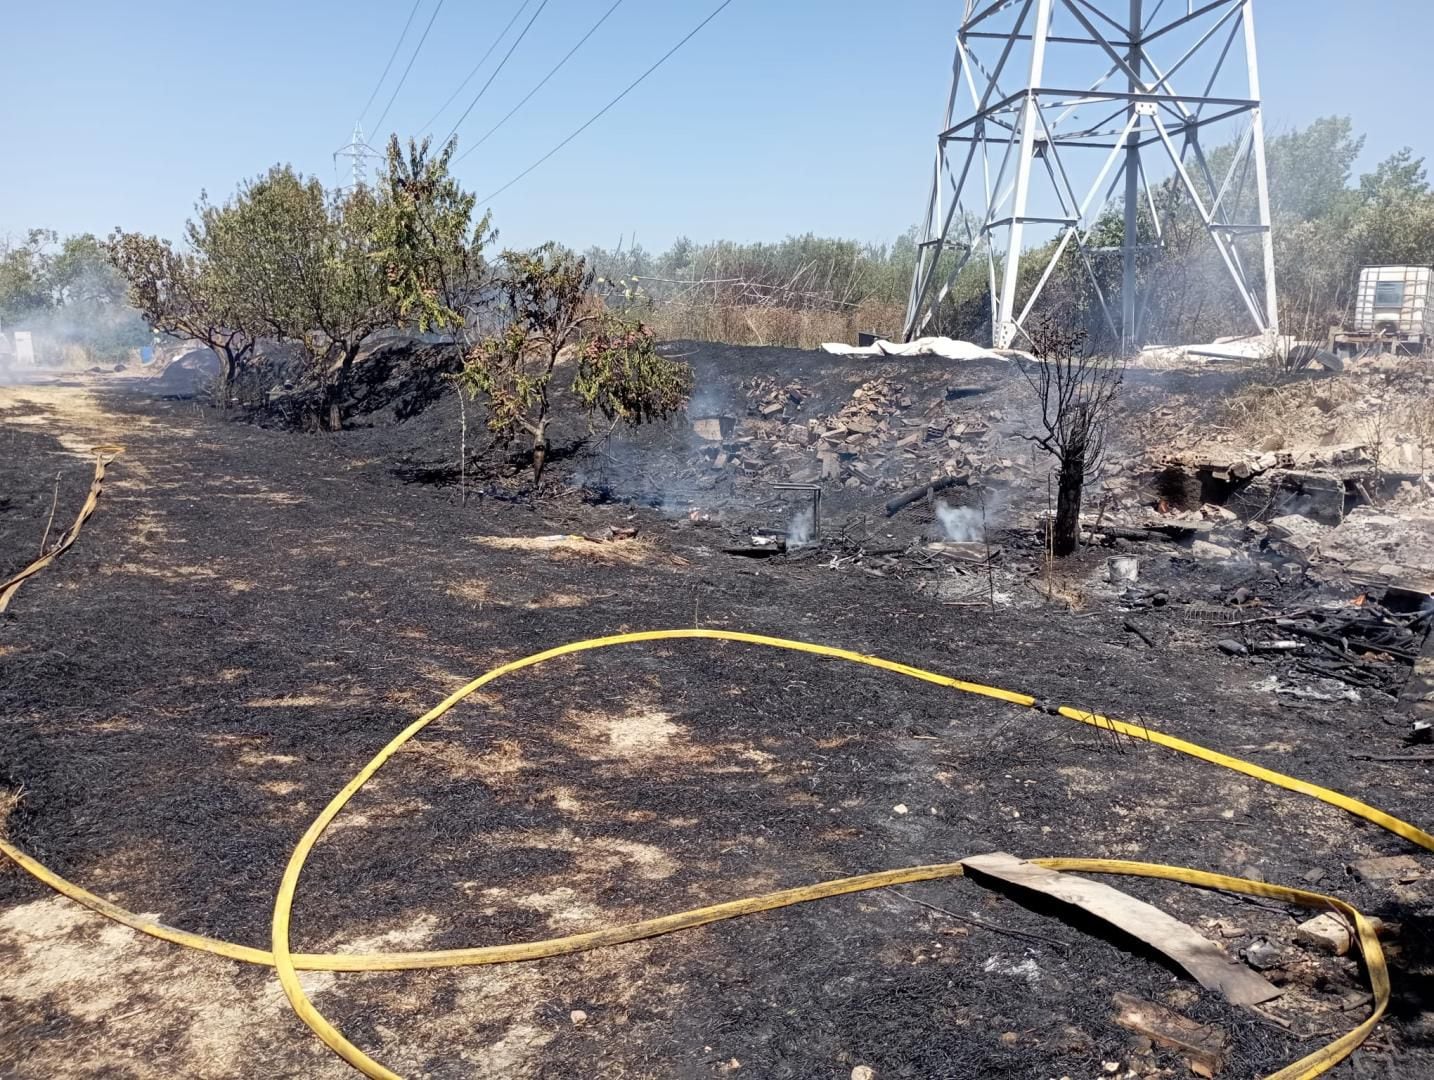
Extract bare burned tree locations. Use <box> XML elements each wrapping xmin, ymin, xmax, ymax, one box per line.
<box><xmin>1018</xmin><ymin>321</ymin><xmax>1124</xmax><ymax>557</ymax></box>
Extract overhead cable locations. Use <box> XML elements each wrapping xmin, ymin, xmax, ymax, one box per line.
<box><xmin>441</xmin><ymin>0</ymin><xmax>553</xmax><ymax>146</ymax></box>
<box><xmin>418</xmin><ymin>0</ymin><xmax>533</xmax><ymax>136</ymax></box>
<box><xmin>478</xmin><ymin>0</ymin><xmax>736</xmax><ymax>203</ymax></box>
<box><xmin>357</xmin><ymin>0</ymin><xmax>424</xmax><ymax>125</ymax></box>
<box><xmin>457</xmin><ymin>0</ymin><xmax>625</xmax><ymax>163</ymax></box>
<box><xmin>372</xmin><ymin>0</ymin><xmax>448</xmax><ymax>136</ymax></box>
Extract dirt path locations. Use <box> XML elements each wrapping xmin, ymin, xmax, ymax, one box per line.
<box><xmin>2</xmin><ymin>380</ymin><xmax>1431</xmax><ymax>1079</ymax></box>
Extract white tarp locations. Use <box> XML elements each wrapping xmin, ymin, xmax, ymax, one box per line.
<box><xmin>1140</xmin><ymin>333</ymin><xmax>1341</xmax><ymax>371</ymax></box>
<box><xmin>821</xmin><ymin>336</ymin><xmax>1007</xmax><ymax>361</ymax></box>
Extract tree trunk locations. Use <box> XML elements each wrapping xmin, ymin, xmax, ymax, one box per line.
<box><xmin>531</xmin><ymin>424</ymin><xmax>548</xmax><ymax>487</ymax></box>
<box><xmin>216</xmin><ymin>350</ymin><xmax>234</xmax><ymax>410</ymax></box>
<box><xmin>1052</xmin><ymin>454</ymin><xmax>1085</xmax><ymax>558</ymax></box>
<box><xmin>326</xmin><ymin>343</ymin><xmax>365</xmax><ymax>432</ymax></box>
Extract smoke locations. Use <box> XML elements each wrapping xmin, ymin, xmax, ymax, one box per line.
<box><xmin>1</xmin><ymin>301</ymin><xmax>149</xmax><ymax>371</ymax></box>
<box><xmin>1275</xmin><ymin>492</ymin><xmax>1313</xmax><ymax>517</ymax></box>
<box><xmin>934</xmin><ymin>500</ymin><xmax>984</xmax><ymax>542</ymax></box>
<box><xmin>687</xmin><ymin>381</ymin><xmax>724</xmax><ymax>419</ymax></box>
<box><xmin>787</xmin><ymin>508</ymin><xmax>813</xmax><ymax>547</ymax></box>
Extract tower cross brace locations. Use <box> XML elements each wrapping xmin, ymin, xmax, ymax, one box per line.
<box><xmin>904</xmin><ymin>0</ymin><xmax>1278</xmax><ymax>351</ymax></box>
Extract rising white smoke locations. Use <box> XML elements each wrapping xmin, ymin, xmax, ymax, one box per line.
<box><xmin>787</xmin><ymin>507</ymin><xmax>814</xmax><ymax>547</ymax></box>
<box><xmin>934</xmin><ymin>500</ymin><xmax>983</xmax><ymax>542</ymax></box>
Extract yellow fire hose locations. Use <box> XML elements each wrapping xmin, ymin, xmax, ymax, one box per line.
<box><xmin>1</xmin><ymin>455</ymin><xmax>1428</xmax><ymax>1079</ymax></box>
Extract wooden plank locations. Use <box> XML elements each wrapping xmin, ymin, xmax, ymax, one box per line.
<box><xmin>961</xmin><ymin>852</ymin><xmax>1281</xmax><ymax>1007</ymax></box>
<box><xmin>1112</xmin><ymin>992</ymin><xmax>1226</xmax><ymax>1076</ymax></box>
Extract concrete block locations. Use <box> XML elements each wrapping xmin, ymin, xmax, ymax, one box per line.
<box><xmin>1295</xmin><ymin>913</ymin><xmax>1352</xmax><ymax>955</ymax></box>
<box><xmin>1191</xmin><ymin>539</ymin><xmax>1234</xmax><ymax>559</ymax></box>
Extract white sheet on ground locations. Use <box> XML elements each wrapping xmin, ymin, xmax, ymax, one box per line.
<box><xmin>821</xmin><ymin>336</ymin><xmax>1007</xmax><ymax>361</ymax></box>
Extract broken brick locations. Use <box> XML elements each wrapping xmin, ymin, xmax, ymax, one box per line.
<box><xmin>1295</xmin><ymin>913</ymin><xmax>1352</xmax><ymax>955</ymax></box>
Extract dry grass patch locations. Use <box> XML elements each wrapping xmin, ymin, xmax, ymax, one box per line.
<box><xmin>471</xmin><ymin>534</ymin><xmax>681</xmax><ymax>566</ymax></box>
<box><xmin>447</xmin><ymin>579</ymin><xmax>494</xmax><ymax>605</ymax></box>
<box><xmin>399</xmin><ymin>736</ymin><xmax>532</xmax><ymax>787</ymax></box>
<box><xmin>87</xmin><ymin>715</ymin><xmax>143</xmax><ymax>733</ymax></box>
<box><xmin>526</xmin><ymin>590</ymin><xmax>596</xmax><ymax>609</ymax></box>
<box><xmin>0</xmin><ymin>786</ymin><xmax>22</xmax><ymax>840</ymax></box>
<box><xmin>106</xmin><ymin>561</ymin><xmax>219</xmax><ymax>581</ymax></box>
<box><xmin>485</xmin><ymin>827</ymin><xmax>678</xmax><ymax>882</ymax></box>
<box><xmin>647</xmin><ymin>297</ymin><xmax>905</xmax><ymax>350</ymax></box>
<box><xmin>0</xmin><ymin>896</ymin><xmax>349</xmax><ymax>1078</ymax></box>
<box><xmin>447</xmin><ymin>581</ymin><xmax>607</xmax><ymax>610</ymax></box>
<box><xmin>326</xmin><ymin>796</ymin><xmax>435</xmax><ymax>833</ymax></box>
<box><xmin>563</xmin><ymin>707</ymin><xmax>700</xmax><ymax>764</ymax></box>
<box><xmin>238</xmin><ymin>749</ymin><xmax>301</xmax><ymax>766</ymax></box>
<box><xmin>244</xmin><ymin>687</ymin><xmax>373</xmax><ymax>709</ymax></box>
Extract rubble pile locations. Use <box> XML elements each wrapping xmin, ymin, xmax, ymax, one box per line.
<box><xmin>694</xmin><ymin>375</ymin><xmax>1024</xmax><ymax>494</ymax></box>
<box><xmin>1156</xmin><ymin>443</ymin><xmax>1371</xmax><ymax>523</ymax></box>
<box><xmin>1112</xmin><ymin>433</ymin><xmax>1434</xmax><ymax>596</ymax></box>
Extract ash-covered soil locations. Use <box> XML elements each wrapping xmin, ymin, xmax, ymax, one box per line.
<box><xmin>1</xmin><ymin>358</ymin><xmax>1431</xmax><ymax>1079</ymax></box>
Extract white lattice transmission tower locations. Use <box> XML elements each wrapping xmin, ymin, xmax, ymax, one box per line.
<box><xmin>334</xmin><ymin>122</ymin><xmax>383</xmax><ymax>192</ymax></box>
<box><xmin>905</xmin><ymin>0</ymin><xmax>1278</xmax><ymax>350</ymax></box>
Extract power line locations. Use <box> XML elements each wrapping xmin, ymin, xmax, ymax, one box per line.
<box><xmin>372</xmin><ymin>0</ymin><xmax>447</xmax><ymax>137</ymax></box>
<box><xmin>478</xmin><ymin>0</ymin><xmax>736</xmax><ymax>203</ymax></box>
<box><xmin>357</xmin><ymin>0</ymin><xmax>424</xmax><ymax>125</ymax></box>
<box><xmin>456</xmin><ymin>0</ymin><xmax>624</xmax><ymax>164</ymax></box>
<box><xmin>418</xmin><ymin>0</ymin><xmax>533</xmax><ymax>136</ymax></box>
<box><xmin>442</xmin><ymin>0</ymin><xmax>552</xmax><ymax>146</ymax></box>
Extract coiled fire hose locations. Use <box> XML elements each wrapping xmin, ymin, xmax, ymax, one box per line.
<box><xmin>2</xmin><ymin>451</ymin><xmax>1429</xmax><ymax>1080</ymax></box>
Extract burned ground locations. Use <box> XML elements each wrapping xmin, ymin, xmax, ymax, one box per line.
<box><xmin>1</xmin><ymin>355</ymin><xmax>1432</xmax><ymax>1079</ymax></box>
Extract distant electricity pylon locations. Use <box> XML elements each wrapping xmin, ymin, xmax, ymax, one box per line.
<box><xmin>334</xmin><ymin>123</ymin><xmax>383</xmax><ymax>191</ymax></box>
<box><xmin>905</xmin><ymin>0</ymin><xmax>1278</xmax><ymax>350</ymax></box>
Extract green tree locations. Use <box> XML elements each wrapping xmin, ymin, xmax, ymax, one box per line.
<box><xmin>0</xmin><ymin>230</ymin><xmax>58</xmax><ymax>323</ymax></box>
<box><xmin>1</xmin><ymin>230</ymin><xmax>147</xmax><ymax>364</ymax></box>
<box><xmin>573</xmin><ymin>318</ymin><xmax>692</xmax><ymax>428</ymax></box>
<box><xmin>461</xmin><ymin>245</ymin><xmax>592</xmax><ymax>484</ymax></box>
<box><xmin>49</xmin><ymin>233</ymin><xmax>130</xmax><ymax>306</ymax></box>
<box><xmin>1350</xmin><ymin>149</ymin><xmax>1434</xmax><ymax>268</ymax></box>
<box><xmin>314</xmin><ymin>185</ymin><xmax>397</xmax><ymax>428</ymax></box>
<box><xmin>1052</xmin><ymin>117</ymin><xmax>1417</xmax><ymax>347</ymax></box>
<box><xmin>112</xmin><ymin>146</ymin><xmax>494</xmax><ymax>421</ymax></box>
<box><xmin>1265</xmin><ymin>116</ymin><xmax>1364</xmax><ymax>220</ymax></box>
<box><xmin>376</xmin><ymin>135</ymin><xmax>492</xmax><ymax>336</ymax></box>
<box><xmin>107</xmin><ymin>230</ymin><xmax>256</xmax><ymax>398</ymax></box>
<box><xmin>460</xmin><ymin>244</ymin><xmax>692</xmax><ymax>485</ymax></box>
<box><xmin>193</xmin><ymin>165</ymin><xmax>396</xmax><ymax>428</ymax></box>
<box><xmin>1358</xmin><ymin>148</ymin><xmax>1428</xmax><ymax>202</ymax></box>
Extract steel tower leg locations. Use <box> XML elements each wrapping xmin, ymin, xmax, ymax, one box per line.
<box><xmin>1121</xmin><ymin>0</ymin><xmax>1142</xmax><ymax>352</ymax></box>
<box><xmin>903</xmin><ymin>0</ymin><xmax>1279</xmax><ymax>348</ymax></box>
<box><xmin>995</xmin><ymin>0</ymin><xmax>1054</xmax><ymax>348</ymax></box>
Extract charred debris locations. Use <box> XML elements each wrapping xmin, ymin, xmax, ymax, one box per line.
<box><xmin>573</xmin><ymin>342</ymin><xmax>1434</xmax><ymax>746</ymax></box>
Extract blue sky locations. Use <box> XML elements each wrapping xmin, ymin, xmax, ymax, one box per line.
<box><xmin>2</xmin><ymin>1</ymin><xmax>1430</xmax><ymax>252</ymax></box>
